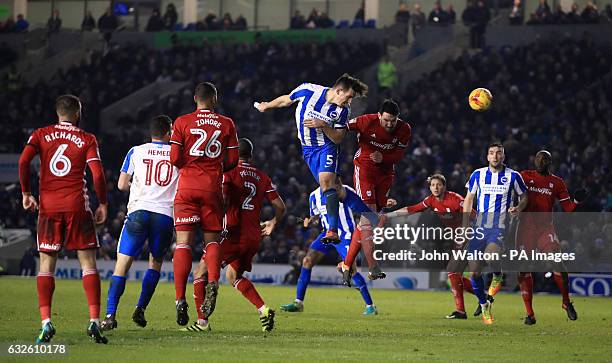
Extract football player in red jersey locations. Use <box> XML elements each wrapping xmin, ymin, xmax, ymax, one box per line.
<box><xmin>340</xmin><ymin>99</ymin><xmax>411</xmax><ymax>285</ymax></box>
<box><xmin>386</xmin><ymin>174</ymin><xmax>477</xmax><ymax>319</ymax></box>
<box><xmin>184</xmin><ymin>138</ymin><xmax>285</xmax><ymax>332</ymax></box>
<box><xmin>18</xmin><ymin>95</ymin><xmax>109</xmax><ymax>344</ymax></box>
<box><xmin>516</xmin><ymin>150</ymin><xmax>588</xmax><ymax>325</ymax></box>
<box><xmin>169</xmin><ymin>82</ymin><xmax>239</xmax><ymax>325</ymax></box>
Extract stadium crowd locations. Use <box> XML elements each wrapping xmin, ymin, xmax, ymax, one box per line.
<box><xmin>1</xmin><ymin>32</ymin><xmax>610</xmax><ymax>271</ymax></box>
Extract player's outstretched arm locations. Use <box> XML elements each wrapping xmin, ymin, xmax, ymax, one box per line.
<box><xmin>261</xmin><ymin>197</ymin><xmax>286</xmax><ymax>236</ymax></box>
<box><xmin>255</xmin><ymin>95</ymin><xmax>294</xmax><ymax>112</ymax></box>
<box><xmin>18</xmin><ymin>144</ymin><xmax>38</xmax><ymax>211</ymax></box>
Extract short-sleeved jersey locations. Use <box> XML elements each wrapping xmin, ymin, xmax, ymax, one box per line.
<box><xmin>170</xmin><ymin>109</ymin><xmax>238</xmax><ymax>192</ymax></box>
<box><xmin>309</xmin><ymin>185</ymin><xmax>356</xmax><ymax>241</ymax></box>
<box><xmin>466</xmin><ymin>166</ymin><xmax>527</xmax><ymax>229</ymax></box>
<box><xmin>289</xmin><ymin>83</ymin><xmax>350</xmax><ymax>147</ymax></box>
<box><xmin>26</xmin><ymin>122</ymin><xmax>101</xmax><ymax>212</ymax></box>
<box><xmin>348</xmin><ymin>114</ymin><xmax>411</xmax><ymax>175</ymax></box>
<box><xmin>407</xmin><ymin>191</ymin><xmax>465</xmax><ymax>229</ymax></box>
<box><xmin>223</xmin><ymin>161</ymin><xmax>279</xmax><ymax>238</ymax></box>
<box><xmin>120</xmin><ymin>142</ymin><xmax>179</xmax><ymax>218</ymax></box>
<box><xmin>520</xmin><ymin>170</ymin><xmax>572</xmax><ymax>227</ymax></box>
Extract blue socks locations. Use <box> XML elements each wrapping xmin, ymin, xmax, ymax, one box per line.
<box><xmin>296</xmin><ymin>267</ymin><xmax>312</xmax><ymax>301</ymax></box>
<box><xmin>471</xmin><ymin>275</ymin><xmax>487</xmax><ymax>305</ymax></box>
<box><xmin>342</xmin><ymin>187</ymin><xmax>378</xmax><ymax>226</ymax></box>
<box><xmin>323</xmin><ymin>188</ymin><xmax>340</xmax><ymax>232</ymax></box>
<box><xmin>352</xmin><ymin>273</ymin><xmax>373</xmax><ymax>306</ymax></box>
<box><xmin>106</xmin><ymin>275</ymin><xmax>127</xmax><ymax>316</ymax></box>
<box><xmin>137</xmin><ymin>269</ymin><xmax>161</xmax><ymax>309</ymax></box>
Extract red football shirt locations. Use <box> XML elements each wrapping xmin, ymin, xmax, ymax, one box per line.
<box><xmin>347</xmin><ymin>113</ymin><xmax>411</xmax><ymax>175</ymax></box>
<box><xmin>520</xmin><ymin>170</ymin><xmax>576</xmax><ymax>226</ymax></box>
<box><xmin>170</xmin><ymin>109</ymin><xmax>238</xmax><ymax>192</ymax></box>
<box><xmin>223</xmin><ymin>161</ymin><xmax>279</xmax><ymax>240</ymax></box>
<box><xmin>406</xmin><ymin>191</ymin><xmax>465</xmax><ymax>228</ymax></box>
<box><xmin>25</xmin><ymin>122</ymin><xmax>102</xmax><ymax>212</ymax></box>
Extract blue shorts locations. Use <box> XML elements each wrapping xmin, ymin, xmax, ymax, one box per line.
<box><xmin>309</xmin><ymin>232</ymin><xmax>350</xmax><ymax>259</ymax></box>
<box><xmin>467</xmin><ymin>228</ymin><xmax>505</xmax><ymax>253</ymax></box>
<box><xmin>118</xmin><ymin>210</ymin><xmax>174</xmax><ymax>259</ymax></box>
<box><xmin>302</xmin><ymin>143</ymin><xmax>339</xmax><ymax>181</ymax></box>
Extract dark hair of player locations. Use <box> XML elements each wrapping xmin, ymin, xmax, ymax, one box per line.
<box><xmin>379</xmin><ymin>99</ymin><xmax>400</xmax><ymax>116</ymax></box>
<box><xmin>194</xmin><ymin>82</ymin><xmax>217</xmax><ymax>103</ymax></box>
<box><xmin>149</xmin><ymin>115</ymin><xmax>172</xmax><ymax>138</ymax></box>
<box><xmin>55</xmin><ymin>94</ymin><xmax>81</xmax><ymax>116</ymax></box>
<box><xmin>487</xmin><ymin>142</ymin><xmax>504</xmax><ymax>152</ymax></box>
<box><xmin>427</xmin><ymin>173</ymin><xmax>446</xmax><ymax>186</ymax></box>
<box><xmin>239</xmin><ymin>138</ymin><xmax>254</xmax><ymax>159</ymax></box>
<box><xmin>333</xmin><ymin>73</ymin><xmax>368</xmax><ymax>97</ymax></box>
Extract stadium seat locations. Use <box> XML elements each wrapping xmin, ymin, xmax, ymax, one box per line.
<box><xmin>337</xmin><ymin>20</ymin><xmax>350</xmax><ymax>29</ymax></box>
<box><xmin>365</xmin><ymin>19</ymin><xmax>376</xmax><ymax>28</ymax></box>
<box><xmin>351</xmin><ymin>19</ymin><xmax>363</xmax><ymax>28</ymax></box>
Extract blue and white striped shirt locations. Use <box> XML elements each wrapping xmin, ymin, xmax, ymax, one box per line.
<box><xmin>289</xmin><ymin>83</ymin><xmax>350</xmax><ymax>147</ymax></box>
<box><xmin>465</xmin><ymin>166</ymin><xmax>527</xmax><ymax>229</ymax></box>
<box><xmin>309</xmin><ymin>186</ymin><xmax>355</xmax><ymax>241</ymax></box>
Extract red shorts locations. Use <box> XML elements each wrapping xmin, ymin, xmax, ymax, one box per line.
<box><xmin>174</xmin><ymin>189</ymin><xmax>223</xmax><ymax>232</ymax></box>
<box><xmin>515</xmin><ymin>223</ymin><xmax>560</xmax><ymax>253</ymax></box>
<box><xmin>353</xmin><ymin>164</ymin><xmax>393</xmax><ymax>211</ymax></box>
<box><xmin>219</xmin><ymin>227</ymin><xmax>260</xmax><ymax>274</ymax></box>
<box><xmin>37</xmin><ymin>209</ymin><xmax>98</xmax><ymax>252</ymax></box>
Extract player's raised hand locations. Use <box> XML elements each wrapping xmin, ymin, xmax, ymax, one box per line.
<box><xmin>261</xmin><ymin>220</ymin><xmax>277</xmax><ymax>236</ymax></box>
<box><xmin>22</xmin><ymin>193</ymin><xmax>38</xmax><ymax>211</ymax></box>
<box><xmin>386</xmin><ymin>198</ymin><xmax>398</xmax><ymax>208</ymax></box>
<box><xmin>370</xmin><ymin>151</ymin><xmax>383</xmax><ymax>163</ymax></box>
<box><xmin>303</xmin><ymin>119</ymin><xmax>326</xmax><ymax>129</ymax></box>
<box><xmin>94</xmin><ymin>203</ymin><xmax>108</xmax><ymax>225</ymax></box>
<box><xmin>254</xmin><ymin>102</ymin><xmax>267</xmax><ymax>112</ymax></box>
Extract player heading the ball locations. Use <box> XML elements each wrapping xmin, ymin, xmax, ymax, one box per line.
<box><xmin>255</xmin><ymin>74</ymin><xmax>379</xmax><ymax>245</ymax></box>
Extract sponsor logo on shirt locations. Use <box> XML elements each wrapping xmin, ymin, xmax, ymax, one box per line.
<box><xmin>528</xmin><ymin>186</ymin><xmax>553</xmax><ymax>195</ymax></box>
<box><xmin>175</xmin><ymin>216</ymin><xmax>201</xmax><ymax>224</ymax></box>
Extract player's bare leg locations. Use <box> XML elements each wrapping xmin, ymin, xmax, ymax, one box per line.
<box><xmin>132</xmin><ymin>254</ymin><xmax>163</xmax><ymax>328</ymax></box>
<box><xmin>36</xmin><ymin>252</ymin><xmax>58</xmax><ymax>344</ymax></box>
<box><xmin>174</xmin><ymin>230</ymin><xmax>195</xmax><ymax>326</ymax></box>
<box><xmin>227</xmin><ymin>266</ymin><xmax>275</xmax><ymax>332</ymax></box>
<box><xmin>181</xmin><ymin>257</ymin><xmax>210</xmax><ymax>332</ymax></box>
<box><xmin>201</xmin><ymin>231</ymin><xmax>222</xmax><ymax>318</ymax></box>
<box><xmin>77</xmin><ymin>249</ymin><xmax>108</xmax><ymax>344</ymax></box>
<box><xmin>101</xmin><ymin>253</ymin><xmax>134</xmax><ymax>331</ymax></box>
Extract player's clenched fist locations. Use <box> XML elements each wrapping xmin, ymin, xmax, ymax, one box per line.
<box><xmin>22</xmin><ymin>193</ymin><xmax>38</xmax><ymax>211</ymax></box>
<box><xmin>94</xmin><ymin>203</ymin><xmax>108</xmax><ymax>225</ymax></box>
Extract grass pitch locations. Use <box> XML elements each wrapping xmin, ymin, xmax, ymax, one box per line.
<box><xmin>0</xmin><ymin>277</ymin><xmax>611</xmax><ymax>362</ymax></box>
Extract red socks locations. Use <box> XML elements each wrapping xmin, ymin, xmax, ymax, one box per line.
<box><xmin>82</xmin><ymin>269</ymin><xmax>101</xmax><ymax>320</ymax></box>
<box><xmin>193</xmin><ymin>278</ymin><xmax>207</xmax><ymax>321</ymax></box>
<box><xmin>37</xmin><ymin>272</ymin><xmax>55</xmax><ymax>322</ymax></box>
<box><xmin>234</xmin><ymin>278</ymin><xmax>264</xmax><ymax>309</ymax></box>
<box><xmin>204</xmin><ymin>242</ymin><xmax>221</xmax><ymax>283</ymax></box>
<box><xmin>360</xmin><ymin>224</ymin><xmax>377</xmax><ymax>269</ymax></box>
<box><xmin>518</xmin><ymin>272</ymin><xmax>535</xmax><ymax>317</ymax></box>
<box><xmin>448</xmin><ymin>272</ymin><xmax>465</xmax><ymax>313</ymax></box>
<box><xmin>344</xmin><ymin>227</ymin><xmax>362</xmax><ymax>267</ymax></box>
<box><xmin>553</xmin><ymin>272</ymin><xmax>571</xmax><ymax>305</ymax></box>
<box><xmin>173</xmin><ymin>244</ymin><xmax>192</xmax><ymax>300</ymax></box>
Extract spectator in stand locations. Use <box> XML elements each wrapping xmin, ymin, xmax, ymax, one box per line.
<box><xmin>163</xmin><ymin>3</ymin><xmax>178</xmax><ymax>30</ymax></box>
<box><xmin>306</xmin><ymin>8</ymin><xmax>320</xmax><ymax>28</ymax></box>
<box><xmin>146</xmin><ymin>9</ymin><xmax>165</xmax><ymax>32</ymax></box>
<box><xmin>290</xmin><ymin>10</ymin><xmax>306</xmax><ymax>29</ymax></box>
<box><xmin>234</xmin><ymin>15</ymin><xmax>247</xmax><ymax>30</ymax></box>
<box><xmin>98</xmin><ymin>7</ymin><xmax>119</xmax><ymax>33</ymax></box>
<box><xmin>316</xmin><ymin>12</ymin><xmax>334</xmax><ymax>28</ymax></box>
<box><xmin>535</xmin><ymin>0</ymin><xmax>552</xmax><ymax>23</ymax></box>
<box><xmin>377</xmin><ymin>55</ymin><xmax>398</xmax><ymax>96</ymax></box>
<box><xmin>582</xmin><ymin>1</ymin><xmax>600</xmax><ymax>23</ymax></box>
<box><xmin>509</xmin><ymin>0</ymin><xmax>523</xmax><ymax>25</ymax></box>
<box><xmin>463</xmin><ymin>0</ymin><xmax>490</xmax><ymax>48</ymax></box>
<box><xmin>446</xmin><ymin>5</ymin><xmax>457</xmax><ymax>24</ymax></box>
<box><xmin>204</xmin><ymin>11</ymin><xmax>219</xmax><ymax>30</ymax></box>
<box><xmin>222</xmin><ymin>13</ymin><xmax>233</xmax><ymax>30</ymax></box>
<box><xmin>1</xmin><ymin>15</ymin><xmax>15</xmax><ymax>33</ymax></box>
<box><xmin>566</xmin><ymin>3</ymin><xmax>582</xmax><ymax>23</ymax></box>
<box><xmin>604</xmin><ymin>4</ymin><xmax>612</xmax><ymax>23</ymax></box>
<box><xmin>355</xmin><ymin>2</ymin><xmax>365</xmax><ymax>23</ymax></box>
<box><xmin>395</xmin><ymin>3</ymin><xmax>411</xmax><ymax>24</ymax></box>
<box><xmin>47</xmin><ymin>10</ymin><xmax>62</xmax><ymax>34</ymax></box>
<box><xmin>412</xmin><ymin>4</ymin><xmax>426</xmax><ymax>35</ymax></box>
<box><xmin>13</xmin><ymin>14</ymin><xmax>29</xmax><ymax>32</ymax></box>
<box><xmin>429</xmin><ymin>1</ymin><xmax>449</xmax><ymax>26</ymax></box>
<box><xmin>551</xmin><ymin>4</ymin><xmax>567</xmax><ymax>24</ymax></box>
<box><xmin>82</xmin><ymin>10</ymin><xmax>96</xmax><ymax>31</ymax></box>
